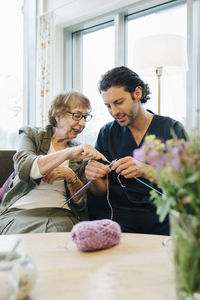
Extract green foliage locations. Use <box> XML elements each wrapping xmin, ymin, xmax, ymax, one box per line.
<box><xmin>135</xmin><ymin>132</ymin><xmax>200</xmax><ymax>221</ymax></box>
<box><xmin>136</xmin><ymin>129</ymin><xmax>200</xmax><ymax>298</ymax></box>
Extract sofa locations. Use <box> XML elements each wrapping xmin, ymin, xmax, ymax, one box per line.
<box><xmin>0</xmin><ymin>150</ymin><xmax>16</xmax><ymax>187</ymax></box>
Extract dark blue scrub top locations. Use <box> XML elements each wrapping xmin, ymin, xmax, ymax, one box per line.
<box><xmin>90</xmin><ymin>112</ymin><xmax>187</xmax><ymax>234</ymax></box>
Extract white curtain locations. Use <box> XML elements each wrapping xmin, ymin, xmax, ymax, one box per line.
<box><xmin>36</xmin><ymin>12</ymin><xmax>54</xmax><ymax>127</ymax></box>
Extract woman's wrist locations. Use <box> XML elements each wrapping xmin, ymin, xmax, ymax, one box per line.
<box><xmin>65</xmin><ymin>147</ymin><xmax>74</xmax><ymax>160</ymax></box>
<box><xmin>66</xmin><ymin>174</ymin><xmax>78</xmax><ymax>185</ymax></box>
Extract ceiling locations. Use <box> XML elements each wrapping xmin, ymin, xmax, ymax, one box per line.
<box><xmin>45</xmin><ymin>0</ymin><xmax>144</xmax><ymax>27</ymax></box>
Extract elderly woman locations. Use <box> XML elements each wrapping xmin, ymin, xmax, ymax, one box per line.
<box><xmin>0</xmin><ymin>91</ymin><xmax>105</xmax><ymax>234</ymax></box>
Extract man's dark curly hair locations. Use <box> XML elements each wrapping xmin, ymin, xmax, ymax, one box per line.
<box><xmin>98</xmin><ymin>66</ymin><xmax>151</xmax><ymax>103</ymax></box>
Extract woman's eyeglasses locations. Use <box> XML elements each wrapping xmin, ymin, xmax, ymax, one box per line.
<box><xmin>67</xmin><ymin>112</ymin><xmax>93</xmax><ymax>122</ymax></box>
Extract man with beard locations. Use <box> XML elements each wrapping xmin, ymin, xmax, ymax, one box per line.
<box><xmin>85</xmin><ymin>66</ymin><xmax>187</xmax><ymax>235</ymax></box>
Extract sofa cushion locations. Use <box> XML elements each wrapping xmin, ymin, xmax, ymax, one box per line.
<box><xmin>0</xmin><ymin>151</ymin><xmax>16</xmax><ymax>187</ymax></box>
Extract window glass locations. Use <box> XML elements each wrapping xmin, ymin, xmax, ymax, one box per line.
<box><xmin>81</xmin><ymin>25</ymin><xmax>114</xmax><ymax>145</ymax></box>
<box><xmin>0</xmin><ymin>0</ymin><xmax>23</xmax><ymax>150</ymax></box>
<box><xmin>127</xmin><ymin>4</ymin><xmax>187</xmax><ymax>125</ymax></box>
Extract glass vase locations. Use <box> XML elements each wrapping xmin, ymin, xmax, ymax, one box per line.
<box><xmin>15</xmin><ymin>254</ymin><xmax>37</xmax><ymax>300</ymax></box>
<box><xmin>0</xmin><ymin>253</ymin><xmax>19</xmax><ymax>300</ymax></box>
<box><xmin>170</xmin><ymin>210</ymin><xmax>200</xmax><ymax>300</ymax></box>
<box><xmin>0</xmin><ymin>251</ymin><xmax>37</xmax><ymax>300</ymax></box>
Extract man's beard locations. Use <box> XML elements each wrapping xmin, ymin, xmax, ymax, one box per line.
<box><xmin>115</xmin><ymin>112</ymin><xmax>137</xmax><ymax>127</ymax></box>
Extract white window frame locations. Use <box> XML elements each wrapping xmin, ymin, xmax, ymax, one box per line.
<box><xmin>186</xmin><ymin>0</ymin><xmax>200</xmax><ymax>131</ymax></box>
<box><xmin>61</xmin><ymin>0</ymin><xmax>200</xmax><ymax>133</ymax></box>
<box><xmin>23</xmin><ymin>0</ymin><xmax>37</xmax><ymax>126</ymax></box>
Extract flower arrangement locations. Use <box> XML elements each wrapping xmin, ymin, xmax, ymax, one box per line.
<box><xmin>133</xmin><ymin>132</ymin><xmax>200</xmax><ymax>221</ymax></box>
<box><xmin>133</xmin><ymin>130</ymin><xmax>200</xmax><ymax>300</ymax></box>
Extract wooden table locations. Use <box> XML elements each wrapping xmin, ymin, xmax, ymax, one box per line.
<box><xmin>0</xmin><ymin>233</ymin><xmax>175</xmax><ymax>300</ymax></box>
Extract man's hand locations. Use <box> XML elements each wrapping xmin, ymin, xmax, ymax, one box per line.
<box><xmin>111</xmin><ymin>156</ymin><xmax>158</xmax><ymax>182</ymax></box>
<box><xmin>85</xmin><ymin>160</ymin><xmax>111</xmax><ymax>181</ymax></box>
<box><xmin>111</xmin><ymin>156</ymin><xmax>145</xmax><ymax>178</ymax></box>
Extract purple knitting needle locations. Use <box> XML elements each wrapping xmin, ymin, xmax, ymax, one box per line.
<box><xmin>62</xmin><ymin>160</ymin><xmax>116</xmax><ymax>206</ymax></box>
<box><xmin>62</xmin><ymin>158</ymin><xmax>163</xmax><ymax>208</ymax></box>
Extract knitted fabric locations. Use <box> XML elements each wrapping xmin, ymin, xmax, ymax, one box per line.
<box><xmin>71</xmin><ymin>219</ymin><xmax>121</xmax><ymax>252</ymax></box>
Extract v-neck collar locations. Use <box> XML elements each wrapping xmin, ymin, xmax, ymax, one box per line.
<box><xmin>127</xmin><ymin>111</ymin><xmax>155</xmax><ymax>148</ymax></box>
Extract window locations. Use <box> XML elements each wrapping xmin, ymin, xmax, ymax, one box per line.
<box><xmin>64</xmin><ymin>0</ymin><xmax>199</xmax><ymax>140</ymax></box>
<box><xmin>72</xmin><ymin>24</ymin><xmax>114</xmax><ymax>145</ymax></box>
<box><xmin>0</xmin><ymin>0</ymin><xmax>23</xmax><ymax>149</ymax></box>
<box><xmin>127</xmin><ymin>4</ymin><xmax>187</xmax><ymax>125</ymax></box>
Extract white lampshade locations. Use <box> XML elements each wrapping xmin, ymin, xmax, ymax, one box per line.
<box><xmin>132</xmin><ymin>34</ymin><xmax>188</xmax><ymax>74</ymax></box>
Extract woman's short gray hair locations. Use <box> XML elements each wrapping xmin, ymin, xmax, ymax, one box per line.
<box><xmin>48</xmin><ymin>91</ymin><xmax>91</xmax><ymax>127</ymax></box>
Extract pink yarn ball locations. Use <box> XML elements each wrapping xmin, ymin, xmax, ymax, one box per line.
<box><xmin>71</xmin><ymin>219</ymin><xmax>121</xmax><ymax>252</ymax></box>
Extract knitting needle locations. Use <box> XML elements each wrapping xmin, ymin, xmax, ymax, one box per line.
<box><xmin>108</xmin><ymin>158</ymin><xmax>163</xmax><ymax>195</ymax></box>
<box><xmin>134</xmin><ymin>177</ymin><xmax>163</xmax><ymax>195</ymax></box>
<box><xmin>62</xmin><ymin>160</ymin><xmax>116</xmax><ymax>207</ymax></box>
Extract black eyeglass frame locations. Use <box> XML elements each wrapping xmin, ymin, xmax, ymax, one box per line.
<box><xmin>67</xmin><ymin>111</ymin><xmax>93</xmax><ymax>122</ymax></box>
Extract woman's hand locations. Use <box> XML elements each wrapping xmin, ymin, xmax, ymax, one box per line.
<box><xmin>74</xmin><ymin>144</ymin><xmax>108</xmax><ymax>162</ymax></box>
<box><xmin>43</xmin><ymin>167</ymin><xmax>76</xmax><ymax>184</ymax></box>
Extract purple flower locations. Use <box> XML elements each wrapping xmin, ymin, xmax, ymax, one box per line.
<box><xmin>147</xmin><ymin>150</ymin><xmax>160</xmax><ymax>159</ymax></box>
<box><xmin>172</xmin><ymin>159</ymin><xmax>181</xmax><ymax>170</ymax></box>
<box><xmin>149</xmin><ymin>157</ymin><xmax>166</xmax><ymax>171</ymax></box>
<box><xmin>167</xmin><ymin>147</ymin><xmax>182</xmax><ymax>170</ymax></box>
<box><xmin>133</xmin><ymin>148</ymin><xmax>145</xmax><ymax>161</ymax></box>
<box><xmin>172</xmin><ymin>146</ymin><xmax>181</xmax><ymax>157</ymax></box>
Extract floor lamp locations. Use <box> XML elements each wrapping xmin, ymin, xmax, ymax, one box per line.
<box><xmin>132</xmin><ymin>34</ymin><xmax>187</xmax><ymax>115</ymax></box>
